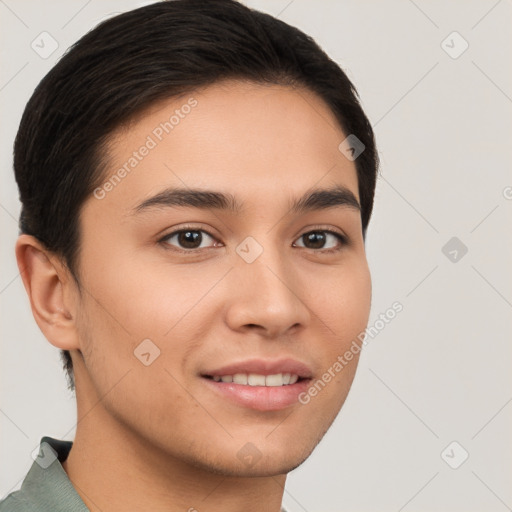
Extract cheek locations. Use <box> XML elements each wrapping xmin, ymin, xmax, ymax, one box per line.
<box><xmin>77</xmin><ymin>248</ymin><xmax>224</xmax><ymax>387</ymax></box>
<box><xmin>341</xmin><ymin>263</ymin><xmax>372</xmax><ymax>333</ymax></box>
<box><xmin>303</xmin><ymin>262</ymin><xmax>370</xmax><ymax>418</ymax></box>
<box><xmin>75</xmin><ymin>272</ymin><xmax>194</xmax><ymax>430</ymax></box>
<box><xmin>81</xmin><ymin>244</ymin><xmax>208</xmax><ymax>338</ymax></box>
<box><xmin>311</xmin><ymin>259</ymin><xmax>372</xmax><ymax>349</ymax></box>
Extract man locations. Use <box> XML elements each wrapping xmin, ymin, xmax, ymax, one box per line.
<box><xmin>1</xmin><ymin>0</ymin><xmax>378</xmax><ymax>510</ymax></box>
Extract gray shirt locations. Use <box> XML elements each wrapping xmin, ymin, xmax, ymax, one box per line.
<box><xmin>0</xmin><ymin>436</ymin><xmax>289</xmax><ymax>511</ymax></box>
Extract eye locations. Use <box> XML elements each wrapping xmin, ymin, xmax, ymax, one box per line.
<box><xmin>293</xmin><ymin>229</ymin><xmax>347</xmax><ymax>253</ymax></box>
<box><xmin>158</xmin><ymin>226</ymin><xmax>348</xmax><ymax>254</ymax></box>
<box><xmin>159</xmin><ymin>227</ymin><xmax>219</xmax><ymax>252</ymax></box>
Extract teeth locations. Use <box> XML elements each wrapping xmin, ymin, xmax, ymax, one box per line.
<box><xmin>233</xmin><ymin>373</ymin><xmax>248</xmax><ymax>385</ymax></box>
<box><xmin>248</xmin><ymin>374</ymin><xmax>266</xmax><ymax>386</ymax></box>
<box><xmin>265</xmin><ymin>373</ymin><xmax>283</xmax><ymax>386</ymax></box>
<box><xmin>211</xmin><ymin>373</ymin><xmax>300</xmax><ymax>386</ymax></box>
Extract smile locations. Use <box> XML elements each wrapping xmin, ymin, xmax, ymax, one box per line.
<box><xmin>206</xmin><ymin>373</ymin><xmax>300</xmax><ymax>386</ymax></box>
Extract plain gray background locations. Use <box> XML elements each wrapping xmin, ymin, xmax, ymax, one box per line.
<box><xmin>1</xmin><ymin>1</ymin><xmax>511</xmax><ymax>511</ymax></box>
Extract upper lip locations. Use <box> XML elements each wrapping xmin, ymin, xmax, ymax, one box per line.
<box><xmin>202</xmin><ymin>358</ymin><xmax>313</xmax><ymax>379</ymax></box>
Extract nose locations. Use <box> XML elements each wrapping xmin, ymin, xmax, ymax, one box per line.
<box><xmin>225</xmin><ymin>241</ymin><xmax>311</xmax><ymax>338</ymax></box>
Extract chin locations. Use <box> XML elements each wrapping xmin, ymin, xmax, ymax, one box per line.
<box><xmin>195</xmin><ymin>450</ymin><xmax>312</xmax><ymax>478</ymax></box>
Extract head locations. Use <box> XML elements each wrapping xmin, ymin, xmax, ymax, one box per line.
<box><xmin>15</xmin><ymin>0</ymin><xmax>378</xmax><ymax>476</ymax></box>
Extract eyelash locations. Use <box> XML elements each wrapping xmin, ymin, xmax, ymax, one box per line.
<box><xmin>158</xmin><ymin>225</ymin><xmax>348</xmax><ymax>255</ymax></box>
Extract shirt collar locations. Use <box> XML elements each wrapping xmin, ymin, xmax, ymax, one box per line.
<box><xmin>4</xmin><ymin>436</ymin><xmax>89</xmax><ymax>511</ymax></box>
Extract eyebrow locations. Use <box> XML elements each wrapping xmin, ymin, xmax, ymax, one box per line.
<box><xmin>131</xmin><ymin>184</ymin><xmax>361</xmax><ymax>216</ymax></box>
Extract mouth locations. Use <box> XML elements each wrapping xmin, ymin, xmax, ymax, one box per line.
<box><xmin>200</xmin><ymin>358</ymin><xmax>313</xmax><ymax>411</ymax></box>
<box><xmin>202</xmin><ymin>373</ymin><xmax>304</xmax><ymax>386</ymax></box>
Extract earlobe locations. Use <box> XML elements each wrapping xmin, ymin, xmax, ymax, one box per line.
<box><xmin>15</xmin><ymin>234</ymin><xmax>80</xmax><ymax>351</ymax></box>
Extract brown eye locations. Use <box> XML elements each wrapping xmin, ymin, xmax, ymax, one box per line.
<box><xmin>161</xmin><ymin>229</ymin><xmax>218</xmax><ymax>251</ymax></box>
<box><xmin>294</xmin><ymin>230</ymin><xmax>347</xmax><ymax>252</ymax></box>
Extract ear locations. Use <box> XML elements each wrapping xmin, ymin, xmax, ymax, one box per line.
<box><xmin>15</xmin><ymin>234</ymin><xmax>80</xmax><ymax>351</ymax></box>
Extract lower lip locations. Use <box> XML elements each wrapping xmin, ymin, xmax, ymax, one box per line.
<box><xmin>202</xmin><ymin>377</ymin><xmax>311</xmax><ymax>411</ymax></box>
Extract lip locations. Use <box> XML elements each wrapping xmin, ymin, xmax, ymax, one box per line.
<box><xmin>200</xmin><ymin>358</ymin><xmax>313</xmax><ymax>411</ymax></box>
<box><xmin>201</xmin><ymin>358</ymin><xmax>313</xmax><ymax>379</ymax></box>
<box><xmin>201</xmin><ymin>377</ymin><xmax>311</xmax><ymax>411</ymax></box>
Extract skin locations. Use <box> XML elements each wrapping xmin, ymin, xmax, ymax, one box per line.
<box><xmin>16</xmin><ymin>80</ymin><xmax>372</xmax><ymax>512</ymax></box>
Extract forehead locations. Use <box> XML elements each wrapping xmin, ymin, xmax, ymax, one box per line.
<box><xmin>87</xmin><ymin>80</ymin><xmax>359</xmax><ymax>217</ymax></box>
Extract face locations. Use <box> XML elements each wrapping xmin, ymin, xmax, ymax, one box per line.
<box><xmin>71</xmin><ymin>80</ymin><xmax>372</xmax><ymax>476</ymax></box>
